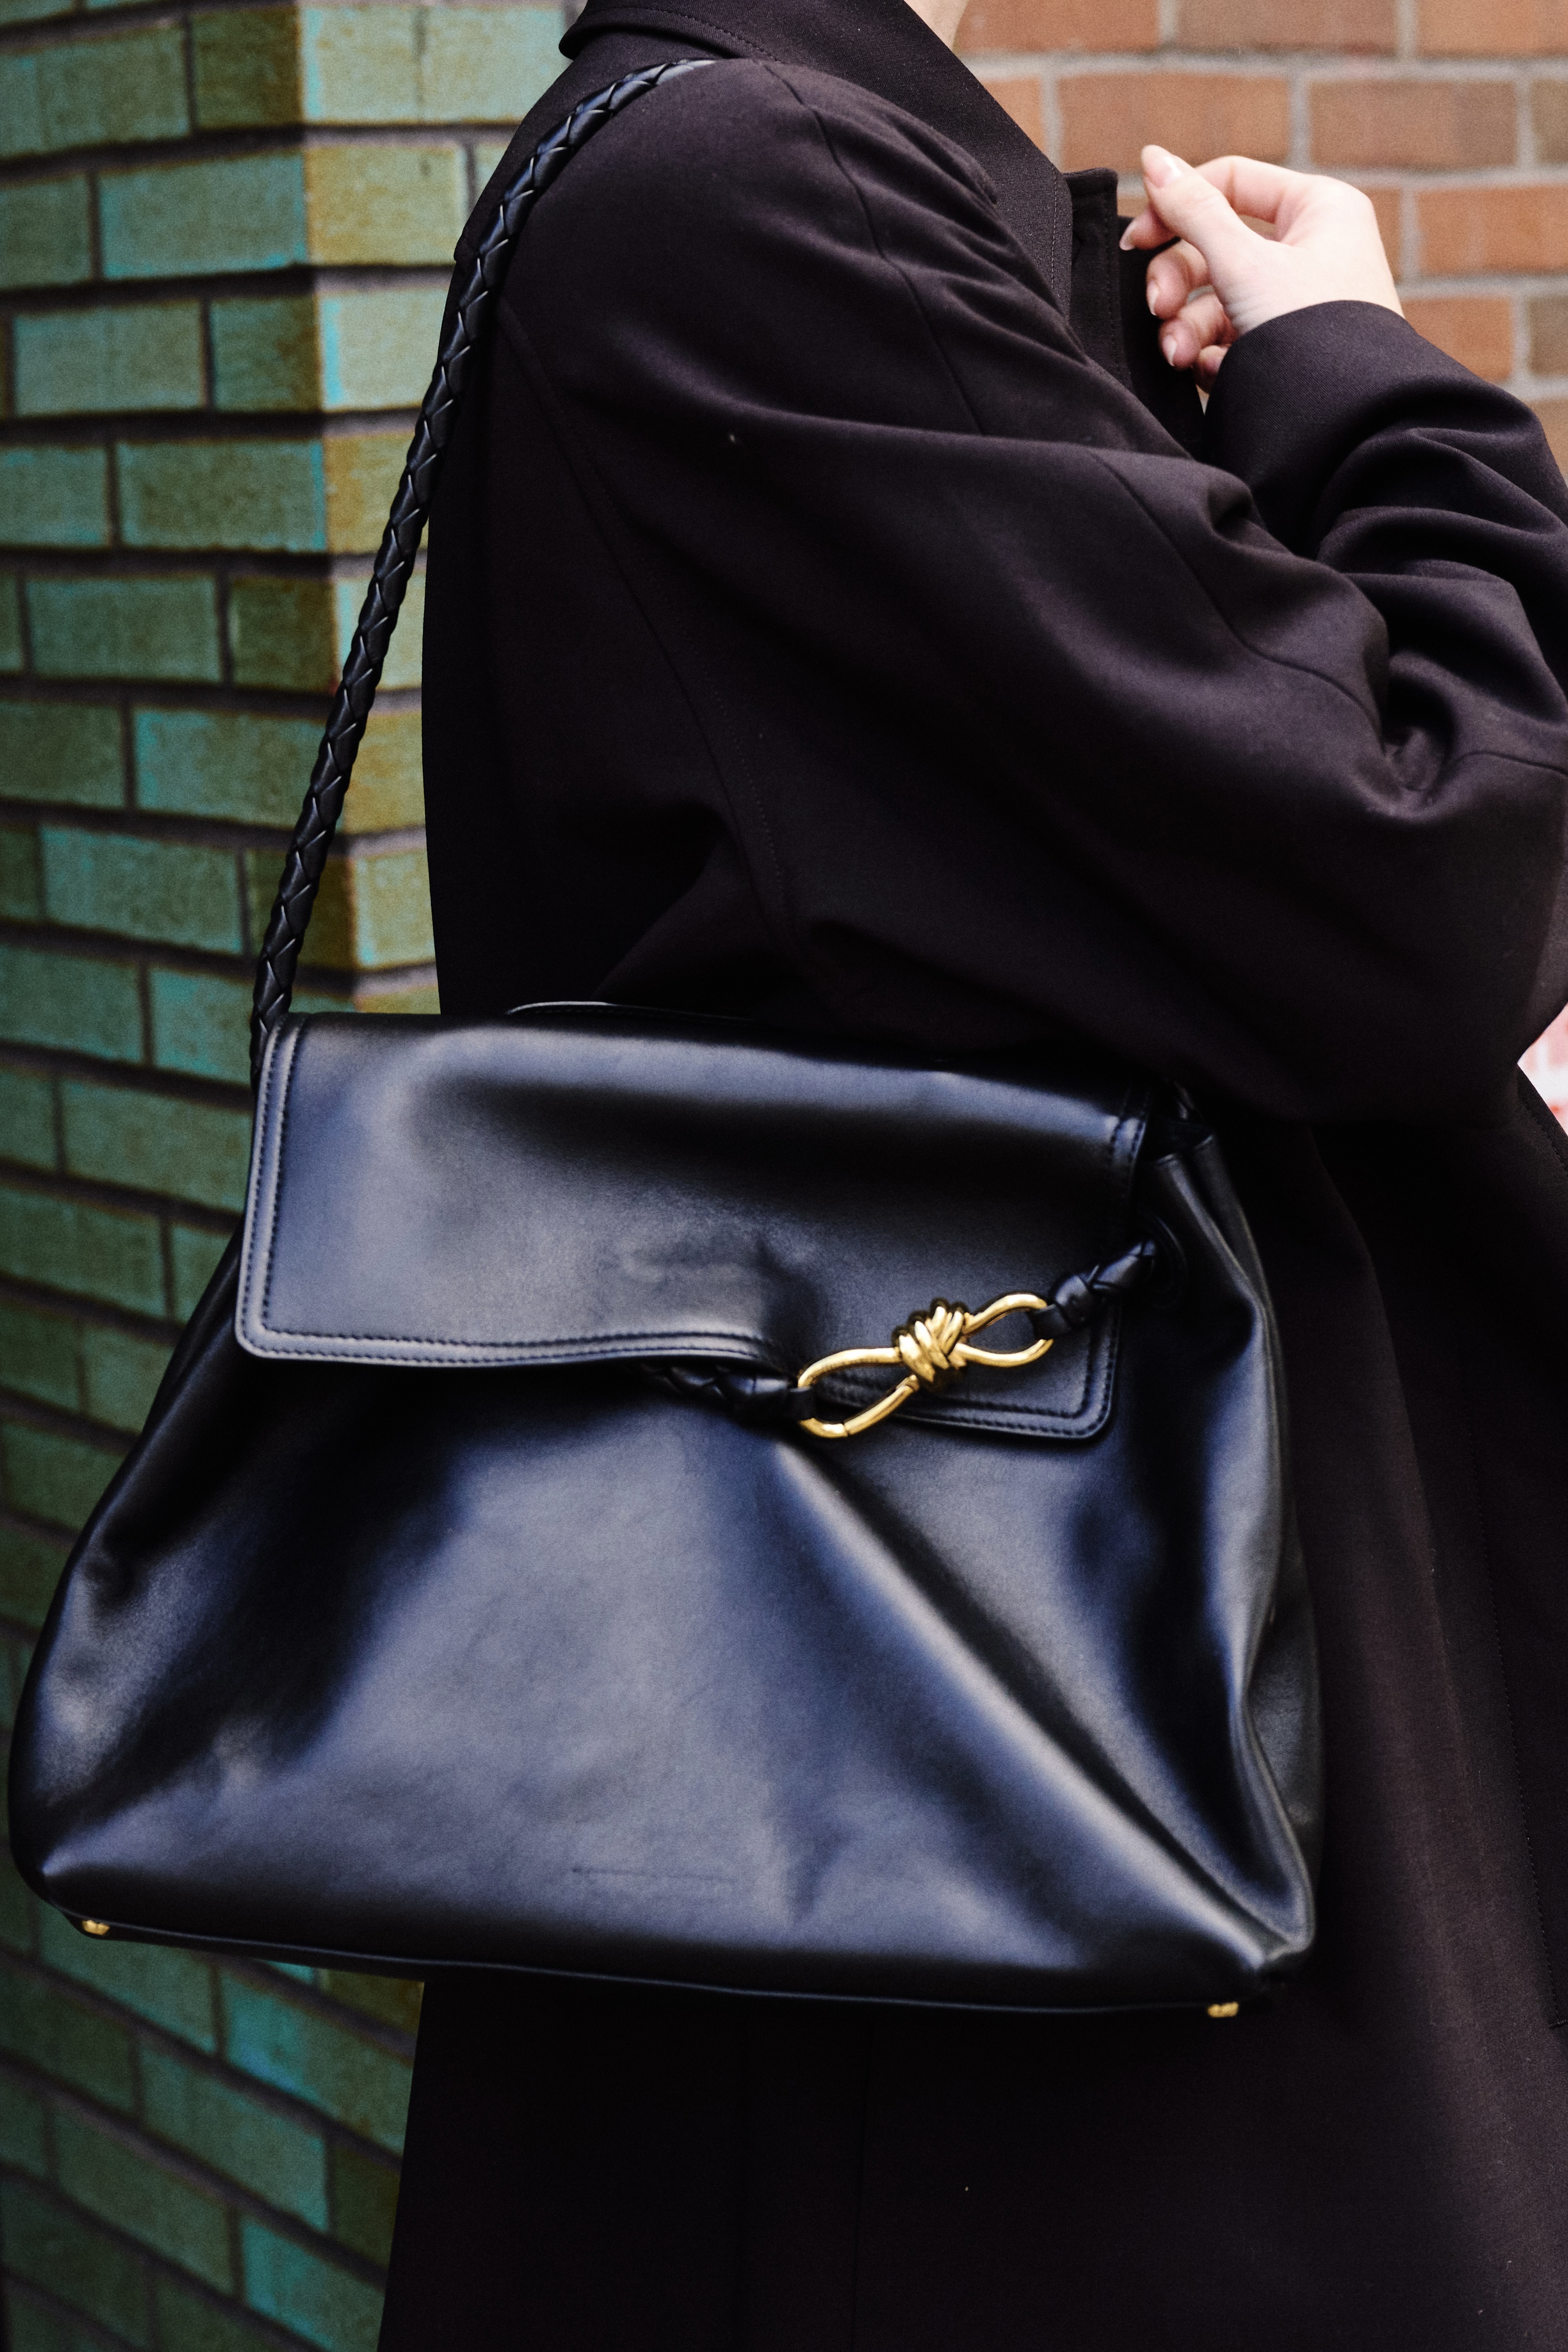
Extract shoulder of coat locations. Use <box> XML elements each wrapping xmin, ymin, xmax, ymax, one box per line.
<box><xmin>583</xmin><ymin>52</ymin><xmax>998</xmax><ymax>213</ymax></box>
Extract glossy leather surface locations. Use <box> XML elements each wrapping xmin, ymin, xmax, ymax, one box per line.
<box><xmin>240</xmin><ymin>1006</ymin><xmax>1145</xmax><ymax>1436</ymax></box>
<box><xmin>11</xmin><ymin>1008</ymin><xmax>1320</xmax><ymax>2010</ymax></box>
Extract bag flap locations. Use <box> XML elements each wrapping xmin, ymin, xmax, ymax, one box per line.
<box><xmin>237</xmin><ymin>1006</ymin><xmax>1148</xmax><ymax>1438</ymax></box>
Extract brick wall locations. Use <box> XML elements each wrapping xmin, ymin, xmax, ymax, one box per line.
<box><xmin>960</xmin><ymin>0</ymin><xmax>1568</xmax><ymax>450</ymax></box>
<box><xmin>5</xmin><ymin>1</ymin><xmax>1568</xmax><ymax>2347</ymax></box>
<box><xmin>0</xmin><ymin>1</ymin><xmax>562</xmax><ymax>2345</ymax></box>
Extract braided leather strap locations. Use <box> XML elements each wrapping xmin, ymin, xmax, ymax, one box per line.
<box><xmin>248</xmin><ymin>57</ymin><xmax>714</xmax><ymax>1088</ymax></box>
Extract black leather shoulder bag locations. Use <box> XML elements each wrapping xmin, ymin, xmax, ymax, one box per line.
<box><xmin>9</xmin><ymin>63</ymin><xmax>1321</xmax><ymax>2013</ymax></box>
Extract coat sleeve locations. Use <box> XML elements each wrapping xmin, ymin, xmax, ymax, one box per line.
<box><xmin>506</xmin><ymin>58</ymin><xmax>1568</xmax><ymax>1122</ymax></box>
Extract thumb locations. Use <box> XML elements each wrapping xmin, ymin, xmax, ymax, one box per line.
<box><xmin>1139</xmin><ymin>147</ymin><xmax>1253</xmax><ymax>288</ymax></box>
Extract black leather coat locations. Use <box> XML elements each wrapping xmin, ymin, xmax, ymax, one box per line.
<box><xmin>384</xmin><ymin>1</ymin><xmax>1568</xmax><ymax>2342</ymax></box>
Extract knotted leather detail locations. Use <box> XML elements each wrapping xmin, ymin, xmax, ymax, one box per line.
<box><xmin>655</xmin><ymin>1240</ymin><xmax>1160</xmax><ymax>1429</ymax></box>
<box><xmin>1027</xmin><ymin>1240</ymin><xmax>1158</xmax><ymax>1340</ymax></box>
<box><xmin>247</xmin><ymin>59</ymin><xmax>713</xmax><ymax>1088</ymax></box>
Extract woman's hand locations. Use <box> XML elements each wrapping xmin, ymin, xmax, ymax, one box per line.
<box><xmin>1120</xmin><ymin>148</ymin><xmax>1403</xmax><ymax>382</ymax></box>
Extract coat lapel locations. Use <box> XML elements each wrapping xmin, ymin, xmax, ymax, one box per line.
<box><xmin>561</xmin><ymin>0</ymin><xmax>1075</xmax><ymax>306</ymax></box>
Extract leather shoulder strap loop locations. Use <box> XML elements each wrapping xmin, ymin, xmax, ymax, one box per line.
<box><xmin>248</xmin><ymin>57</ymin><xmax>715</xmax><ymax>1090</ymax></box>
<box><xmin>1026</xmin><ymin>1240</ymin><xmax>1158</xmax><ymax>1340</ymax></box>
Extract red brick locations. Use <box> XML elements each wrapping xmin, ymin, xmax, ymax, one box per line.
<box><xmin>1531</xmin><ymin>80</ymin><xmax>1568</xmax><ymax>164</ymax></box>
<box><xmin>1417</xmin><ymin>182</ymin><xmax>1568</xmax><ymax>274</ymax></box>
<box><xmin>1178</xmin><ymin>0</ymin><xmax>1396</xmax><ymax>50</ymax></box>
<box><xmin>1058</xmin><ymin>73</ymin><xmax>1290</xmax><ymax>174</ymax></box>
<box><xmin>1368</xmin><ymin>184</ymin><xmax>1404</xmax><ymax>269</ymax></box>
<box><xmin>1310</xmin><ymin>78</ymin><xmax>1517</xmax><ymax>168</ymax></box>
<box><xmin>981</xmin><ymin>73</ymin><xmax>1045</xmax><ymax>147</ymax></box>
<box><xmin>1531</xmin><ymin>397</ymin><xmax>1568</xmax><ymax>471</ymax></box>
<box><xmin>958</xmin><ymin>0</ymin><xmax>1156</xmax><ymax>53</ymax></box>
<box><xmin>1421</xmin><ymin>0</ymin><xmax>1568</xmax><ymax>53</ymax></box>
<box><xmin>1528</xmin><ymin>294</ymin><xmax>1568</xmax><ymax>374</ymax></box>
<box><xmin>1402</xmin><ymin>293</ymin><xmax>1515</xmax><ymax>379</ymax></box>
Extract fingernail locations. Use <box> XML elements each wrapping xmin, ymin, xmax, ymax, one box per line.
<box><xmin>1143</xmin><ymin>145</ymin><xmax>1187</xmax><ymax>188</ymax></box>
<box><xmin>1118</xmin><ymin>223</ymin><xmax>1136</xmax><ymax>249</ymax></box>
<box><xmin>1161</xmin><ymin>332</ymin><xmax>1180</xmax><ymax>366</ymax></box>
<box><xmin>1147</xmin><ymin>283</ymin><xmax>1160</xmax><ymax>313</ymax></box>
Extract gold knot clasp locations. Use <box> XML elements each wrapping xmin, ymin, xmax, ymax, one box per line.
<box><xmin>798</xmin><ymin>1292</ymin><xmax>1052</xmax><ymax>1439</ymax></box>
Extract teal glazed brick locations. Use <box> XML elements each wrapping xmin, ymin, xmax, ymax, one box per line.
<box><xmin>0</xmin><ymin>449</ymin><xmax>109</xmax><ymax>551</ymax></box>
<box><xmin>101</xmin><ymin>151</ymin><xmax>307</xmax><ymax>280</ymax></box>
<box><xmin>155</xmin><ymin>2274</ymin><xmax>306</xmax><ymax>2352</ymax></box>
<box><xmin>210</xmin><ymin>297</ymin><xmax>318</xmax><ymax>412</ymax></box>
<box><xmin>80</xmin><ymin>1322</ymin><xmax>169</xmax><ymax>1430</ymax></box>
<box><xmin>191</xmin><ymin>11</ymin><xmax>301</xmax><ymax>133</ymax></box>
<box><xmin>0</xmin><ymin>1296</ymin><xmax>80</xmax><ymax>1410</ymax></box>
<box><xmin>61</xmin><ymin>1079</ymin><xmax>251</xmax><ymax>1212</ymax></box>
<box><xmin>5</xmin><ymin>2288</ymin><xmax>131</xmax><ymax>2352</ymax></box>
<box><xmin>228</xmin><ymin>576</ymin><xmax>335</xmax><ymax>690</ymax></box>
<box><xmin>0</xmin><ymin>0</ymin><xmax>74</xmax><ymax>24</ymax></box>
<box><xmin>135</xmin><ymin>707</ymin><xmax>319</xmax><ymax>826</ymax></box>
<box><xmin>0</xmin><ymin>26</ymin><xmax>187</xmax><ymax>162</ymax></box>
<box><xmin>0</xmin><ymin>2075</ymin><xmax>49</xmax><ymax>2178</ymax></box>
<box><xmin>118</xmin><ymin>440</ymin><xmax>327</xmax><ymax>555</ymax></box>
<box><xmin>1</xmin><ymin>2289</ymin><xmax>88</xmax><ymax>2352</ymax></box>
<box><xmin>1</xmin><ymin>1420</ymin><xmax>122</xmax><ymax>1527</ymax></box>
<box><xmin>0</xmin><ymin>1519</ymin><xmax>68</xmax><ymax>1629</ymax></box>
<box><xmin>142</xmin><ymin>2045</ymin><xmax>330</xmax><ymax>2229</ymax></box>
<box><xmin>0</xmin><ymin>572</ymin><xmax>22</xmax><ymax>669</ymax></box>
<box><xmin>0</xmin><ymin>943</ymin><xmax>143</xmax><ymax>1063</ymax></box>
<box><xmin>168</xmin><ymin>1219</ymin><xmax>229</xmax><ymax>1317</ymax></box>
<box><xmin>318</xmin><ymin>1972</ymin><xmax>420</xmax><ymax>2036</ymax></box>
<box><xmin>0</xmin><ymin>1065</ymin><xmax>59</xmax><ymax>1168</ymax></box>
<box><xmin>328</xmin><ymin>2140</ymin><xmax>399</xmax><ymax>2265</ymax></box>
<box><xmin>419</xmin><ymin>5</ymin><xmax>561</xmax><ymax>122</ymax></box>
<box><xmin>0</xmin><ymin>2179</ymin><xmax>151</xmax><ymax>2347</ymax></box>
<box><xmin>150</xmin><ymin>968</ymin><xmax>252</xmax><ymax>1085</ymax></box>
<box><xmin>240</xmin><ymin>2218</ymin><xmax>383</xmax><ymax>2352</ymax></box>
<box><xmin>14</xmin><ymin>304</ymin><xmax>205</xmax><ymax>419</ymax></box>
<box><xmin>28</xmin><ymin>577</ymin><xmax>222</xmax><ymax>684</ymax></box>
<box><xmin>0</xmin><ymin>1628</ymin><xmax>19</xmax><ymax>1725</ymax></box>
<box><xmin>0</xmin><ymin>2078</ymin><xmax>51</xmax><ymax>2196</ymax></box>
<box><xmin>0</xmin><ymin>1843</ymin><xmax>40</xmax><ymax>1947</ymax></box>
<box><xmin>0</xmin><ymin>703</ymin><xmax>125</xmax><ymax>809</ymax></box>
<box><xmin>297</xmin><ymin>4</ymin><xmax>560</xmax><ymax>125</ymax></box>
<box><xmin>38</xmin><ymin>1909</ymin><xmax>217</xmax><ymax>2049</ymax></box>
<box><xmin>0</xmin><ymin>177</ymin><xmax>92</xmax><ymax>290</ymax></box>
<box><xmin>52</xmin><ymin>2109</ymin><xmax>235</xmax><ymax>2291</ymax></box>
<box><xmin>0</xmin><ymin>1191</ymin><xmax>142</xmax><ymax>1317</ymax></box>
<box><xmin>0</xmin><ymin>1184</ymin><xmax>164</xmax><ymax>1313</ymax></box>
<box><xmin>41</xmin><ymin>827</ymin><xmax>241</xmax><ymax>951</ymax></box>
<box><xmin>335</xmin><ymin>571</ymin><xmax>422</xmax><ymax>687</ymax></box>
<box><xmin>0</xmin><ymin>825</ymin><xmax>42</xmax><ymax>919</ymax></box>
<box><xmin>0</xmin><ymin>1961</ymin><xmax>136</xmax><ymax>2109</ymax></box>
<box><xmin>318</xmin><ymin>288</ymin><xmax>446</xmax><ymax>409</ymax></box>
<box><xmin>220</xmin><ymin>1978</ymin><xmax>413</xmax><ymax>2152</ymax></box>
<box><xmin>351</xmin><ymin>846</ymin><xmax>433</xmax><ymax>968</ymax></box>
<box><xmin>297</xmin><ymin>6</ymin><xmax>425</xmax><ymax>123</ymax></box>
